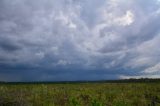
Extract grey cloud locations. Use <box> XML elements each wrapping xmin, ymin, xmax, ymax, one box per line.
<box><xmin>0</xmin><ymin>41</ymin><xmax>20</xmax><ymax>52</ymax></box>
<box><xmin>0</xmin><ymin>0</ymin><xmax>160</xmax><ymax>81</ymax></box>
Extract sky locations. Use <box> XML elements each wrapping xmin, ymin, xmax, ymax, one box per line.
<box><xmin>0</xmin><ymin>0</ymin><xmax>160</xmax><ymax>81</ymax></box>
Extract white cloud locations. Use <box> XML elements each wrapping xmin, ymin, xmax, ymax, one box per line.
<box><xmin>116</xmin><ymin>10</ymin><xmax>134</xmax><ymax>26</ymax></box>
<box><xmin>101</xmin><ymin>10</ymin><xmax>135</xmax><ymax>27</ymax></box>
<box><xmin>143</xmin><ymin>63</ymin><xmax>160</xmax><ymax>74</ymax></box>
<box><xmin>57</xmin><ymin>60</ymin><xmax>69</xmax><ymax>66</ymax></box>
<box><xmin>120</xmin><ymin>74</ymin><xmax>160</xmax><ymax>79</ymax></box>
<box><xmin>35</xmin><ymin>51</ymin><xmax>45</xmax><ymax>59</ymax></box>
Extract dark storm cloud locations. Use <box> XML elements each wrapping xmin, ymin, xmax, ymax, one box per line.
<box><xmin>0</xmin><ymin>37</ymin><xmax>21</xmax><ymax>52</ymax></box>
<box><xmin>0</xmin><ymin>0</ymin><xmax>160</xmax><ymax>81</ymax></box>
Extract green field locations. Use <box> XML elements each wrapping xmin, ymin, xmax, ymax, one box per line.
<box><xmin>0</xmin><ymin>83</ymin><xmax>160</xmax><ymax>106</ymax></box>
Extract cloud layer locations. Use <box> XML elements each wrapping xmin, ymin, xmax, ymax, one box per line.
<box><xmin>0</xmin><ymin>0</ymin><xmax>160</xmax><ymax>81</ymax></box>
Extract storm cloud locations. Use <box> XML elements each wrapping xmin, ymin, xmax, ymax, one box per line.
<box><xmin>0</xmin><ymin>0</ymin><xmax>160</xmax><ymax>81</ymax></box>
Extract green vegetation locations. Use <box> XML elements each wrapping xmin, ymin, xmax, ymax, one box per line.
<box><xmin>0</xmin><ymin>82</ymin><xmax>160</xmax><ymax>106</ymax></box>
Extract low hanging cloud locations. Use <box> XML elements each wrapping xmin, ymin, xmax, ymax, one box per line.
<box><xmin>0</xmin><ymin>0</ymin><xmax>160</xmax><ymax>81</ymax></box>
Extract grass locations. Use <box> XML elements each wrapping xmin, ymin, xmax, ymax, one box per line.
<box><xmin>0</xmin><ymin>83</ymin><xmax>160</xmax><ymax>106</ymax></box>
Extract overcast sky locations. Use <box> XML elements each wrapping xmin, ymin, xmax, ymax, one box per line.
<box><xmin>0</xmin><ymin>0</ymin><xmax>160</xmax><ymax>81</ymax></box>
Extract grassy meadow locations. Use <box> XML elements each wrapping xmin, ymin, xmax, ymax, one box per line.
<box><xmin>0</xmin><ymin>82</ymin><xmax>160</xmax><ymax>106</ymax></box>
